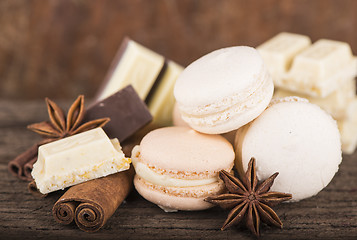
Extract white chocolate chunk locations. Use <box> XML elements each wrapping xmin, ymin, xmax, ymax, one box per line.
<box><xmin>274</xmin><ymin>78</ymin><xmax>356</xmax><ymax>120</ymax></box>
<box><xmin>258</xmin><ymin>33</ymin><xmax>357</xmax><ymax>97</ymax></box>
<box><xmin>257</xmin><ymin>32</ymin><xmax>311</xmax><ymax>81</ymax></box>
<box><xmin>32</xmin><ymin>128</ymin><xmax>131</xmax><ymax>194</ymax></box>
<box><xmin>338</xmin><ymin>99</ymin><xmax>357</xmax><ymax>154</ymax></box>
<box><xmin>148</xmin><ymin>61</ymin><xmax>184</xmax><ymax>126</ymax></box>
<box><xmin>284</xmin><ymin>39</ymin><xmax>357</xmax><ymax>97</ymax></box>
<box><xmin>97</xmin><ymin>40</ymin><xmax>165</xmax><ymax>100</ymax></box>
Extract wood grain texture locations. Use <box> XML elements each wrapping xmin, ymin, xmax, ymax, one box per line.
<box><xmin>0</xmin><ymin>0</ymin><xmax>356</xmax><ymax>100</ymax></box>
<box><xmin>0</xmin><ymin>100</ymin><xmax>357</xmax><ymax>239</ymax></box>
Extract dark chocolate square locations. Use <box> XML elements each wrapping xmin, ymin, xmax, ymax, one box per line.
<box><xmin>84</xmin><ymin>85</ymin><xmax>152</xmax><ymax>141</ymax></box>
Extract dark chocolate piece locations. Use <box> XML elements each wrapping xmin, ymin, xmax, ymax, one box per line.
<box><xmin>84</xmin><ymin>85</ymin><xmax>152</xmax><ymax>141</ymax></box>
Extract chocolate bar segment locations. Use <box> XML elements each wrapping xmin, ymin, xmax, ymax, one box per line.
<box><xmin>85</xmin><ymin>85</ymin><xmax>152</xmax><ymax>141</ymax></box>
<box><xmin>257</xmin><ymin>32</ymin><xmax>311</xmax><ymax>82</ymax></box>
<box><xmin>147</xmin><ymin>61</ymin><xmax>184</xmax><ymax>126</ymax></box>
<box><xmin>259</xmin><ymin>33</ymin><xmax>357</xmax><ymax>97</ymax></box>
<box><xmin>31</xmin><ymin>128</ymin><xmax>131</xmax><ymax>194</ymax></box>
<box><xmin>274</xmin><ymin>78</ymin><xmax>356</xmax><ymax>120</ymax></box>
<box><xmin>96</xmin><ymin>37</ymin><xmax>165</xmax><ymax>101</ymax></box>
<box><xmin>94</xmin><ymin>37</ymin><xmax>183</xmax><ymax>127</ymax></box>
<box><xmin>338</xmin><ymin>99</ymin><xmax>357</xmax><ymax>154</ymax></box>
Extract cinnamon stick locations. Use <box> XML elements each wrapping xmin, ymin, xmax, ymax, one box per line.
<box><xmin>24</xmin><ymin>157</ymin><xmax>38</xmax><ymax>180</ymax></box>
<box><xmin>8</xmin><ymin>138</ymin><xmax>53</xmax><ymax>181</ymax></box>
<box><xmin>28</xmin><ymin>180</ymin><xmax>48</xmax><ymax>198</ymax></box>
<box><xmin>52</xmin><ymin>168</ymin><xmax>134</xmax><ymax>232</ymax></box>
<box><xmin>8</xmin><ymin>143</ymin><xmax>38</xmax><ymax>181</ymax></box>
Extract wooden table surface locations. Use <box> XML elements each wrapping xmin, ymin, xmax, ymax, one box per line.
<box><xmin>1</xmin><ymin>99</ymin><xmax>357</xmax><ymax>240</ymax></box>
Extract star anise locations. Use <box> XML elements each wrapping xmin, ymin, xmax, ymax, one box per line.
<box><xmin>28</xmin><ymin>95</ymin><xmax>109</xmax><ymax>138</ymax></box>
<box><xmin>205</xmin><ymin>158</ymin><xmax>292</xmax><ymax>237</ymax></box>
<box><xmin>8</xmin><ymin>95</ymin><xmax>110</xmax><ymax>181</ymax></box>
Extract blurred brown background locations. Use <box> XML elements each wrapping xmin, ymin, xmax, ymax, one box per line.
<box><xmin>0</xmin><ymin>0</ymin><xmax>356</xmax><ymax>100</ymax></box>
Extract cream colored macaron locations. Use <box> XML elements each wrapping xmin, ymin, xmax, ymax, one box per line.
<box><xmin>235</xmin><ymin>97</ymin><xmax>342</xmax><ymax>201</ymax></box>
<box><xmin>174</xmin><ymin>46</ymin><xmax>274</xmax><ymax>134</ymax></box>
<box><xmin>132</xmin><ymin>126</ymin><xmax>235</xmax><ymax>211</ymax></box>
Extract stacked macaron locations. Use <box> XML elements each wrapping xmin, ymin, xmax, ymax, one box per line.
<box><xmin>235</xmin><ymin>97</ymin><xmax>342</xmax><ymax>201</ymax></box>
<box><xmin>132</xmin><ymin>127</ymin><xmax>234</xmax><ymax>211</ymax></box>
<box><xmin>174</xmin><ymin>46</ymin><xmax>274</xmax><ymax>134</ymax></box>
<box><xmin>132</xmin><ymin>45</ymin><xmax>342</xmax><ymax>211</ymax></box>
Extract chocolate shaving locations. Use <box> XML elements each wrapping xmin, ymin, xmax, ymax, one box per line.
<box><xmin>52</xmin><ymin>168</ymin><xmax>134</xmax><ymax>232</ymax></box>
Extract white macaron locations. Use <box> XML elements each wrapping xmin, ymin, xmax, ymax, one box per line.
<box><xmin>235</xmin><ymin>97</ymin><xmax>342</xmax><ymax>201</ymax></box>
<box><xmin>174</xmin><ymin>46</ymin><xmax>274</xmax><ymax>134</ymax></box>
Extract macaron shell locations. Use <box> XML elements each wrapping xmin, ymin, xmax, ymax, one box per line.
<box><xmin>180</xmin><ymin>74</ymin><xmax>273</xmax><ymax>134</ymax></box>
<box><xmin>235</xmin><ymin>99</ymin><xmax>342</xmax><ymax>201</ymax></box>
<box><xmin>174</xmin><ymin>46</ymin><xmax>274</xmax><ymax>134</ymax></box>
<box><xmin>134</xmin><ymin>175</ymin><xmax>219</xmax><ymax>211</ymax></box>
<box><xmin>174</xmin><ymin>46</ymin><xmax>264</xmax><ymax>108</ymax></box>
<box><xmin>139</xmin><ymin>127</ymin><xmax>234</xmax><ymax>174</ymax></box>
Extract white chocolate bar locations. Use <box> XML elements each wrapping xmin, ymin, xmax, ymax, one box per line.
<box><xmin>258</xmin><ymin>33</ymin><xmax>357</xmax><ymax>97</ymax></box>
<box><xmin>284</xmin><ymin>39</ymin><xmax>357</xmax><ymax>97</ymax></box>
<box><xmin>274</xmin><ymin>78</ymin><xmax>356</xmax><ymax>120</ymax></box>
<box><xmin>32</xmin><ymin>128</ymin><xmax>131</xmax><ymax>194</ymax></box>
<box><xmin>338</xmin><ymin>99</ymin><xmax>357</xmax><ymax>154</ymax></box>
<box><xmin>148</xmin><ymin>61</ymin><xmax>184</xmax><ymax>126</ymax></box>
<box><xmin>97</xmin><ymin>39</ymin><xmax>165</xmax><ymax>101</ymax></box>
<box><xmin>257</xmin><ymin>32</ymin><xmax>311</xmax><ymax>81</ymax></box>
<box><xmin>95</xmin><ymin>38</ymin><xmax>184</xmax><ymax>127</ymax></box>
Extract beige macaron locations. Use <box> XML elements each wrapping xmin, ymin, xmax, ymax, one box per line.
<box><xmin>132</xmin><ymin>126</ymin><xmax>235</xmax><ymax>211</ymax></box>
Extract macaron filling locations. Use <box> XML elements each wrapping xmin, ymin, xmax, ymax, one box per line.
<box><xmin>132</xmin><ymin>146</ymin><xmax>219</xmax><ymax>188</ymax></box>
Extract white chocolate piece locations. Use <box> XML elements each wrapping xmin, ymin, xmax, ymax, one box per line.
<box><xmin>338</xmin><ymin>99</ymin><xmax>357</xmax><ymax>154</ymax></box>
<box><xmin>284</xmin><ymin>39</ymin><xmax>357</xmax><ymax>97</ymax></box>
<box><xmin>98</xmin><ymin>40</ymin><xmax>165</xmax><ymax>100</ymax></box>
<box><xmin>257</xmin><ymin>32</ymin><xmax>311</xmax><ymax>81</ymax></box>
<box><xmin>274</xmin><ymin>78</ymin><xmax>356</xmax><ymax>120</ymax></box>
<box><xmin>32</xmin><ymin>128</ymin><xmax>131</xmax><ymax>194</ymax></box>
<box><xmin>258</xmin><ymin>33</ymin><xmax>357</xmax><ymax>97</ymax></box>
<box><xmin>148</xmin><ymin>61</ymin><xmax>184</xmax><ymax>126</ymax></box>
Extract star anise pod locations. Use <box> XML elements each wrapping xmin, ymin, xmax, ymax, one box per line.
<box><xmin>8</xmin><ymin>95</ymin><xmax>110</xmax><ymax>181</ymax></box>
<box><xmin>205</xmin><ymin>158</ymin><xmax>292</xmax><ymax>237</ymax></box>
<box><xmin>27</xmin><ymin>95</ymin><xmax>109</xmax><ymax>138</ymax></box>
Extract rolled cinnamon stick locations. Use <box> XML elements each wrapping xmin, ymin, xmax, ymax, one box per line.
<box><xmin>8</xmin><ymin>139</ymin><xmax>52</xmax><ymax>181</ymax></box>
<box><xmin>28</xmin><ymin>180</ymin><xmax>48</xmax><ymax>198</ymax></box>
<box><xmin>8</xmin><ymin>143</ymin><xmax>39</xmax><ymax>181</ymax></box>
<box><xmin>24</xmin><ymin>157</ymin><xmax>37</xmax><ymax>180</ymax></box>
<box><xmin>52</xmin><ymin>168</ymin><xmax>134</xmax><ymax>232</ymax></box>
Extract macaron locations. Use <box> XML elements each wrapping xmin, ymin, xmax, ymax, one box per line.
<box><xmin>235</xmin><ymin>97</ymin><xmax>342</xmax><ymax>201</ymax></box>
<box><xmin>132</xmin><ymin>126</ymin><xmax>234</xmax><ymax>211</ymax></box>
<box><xmin>174</xmin><ymin>46</ymin><xmax>274</xmax><ymax>134</ymax></box>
